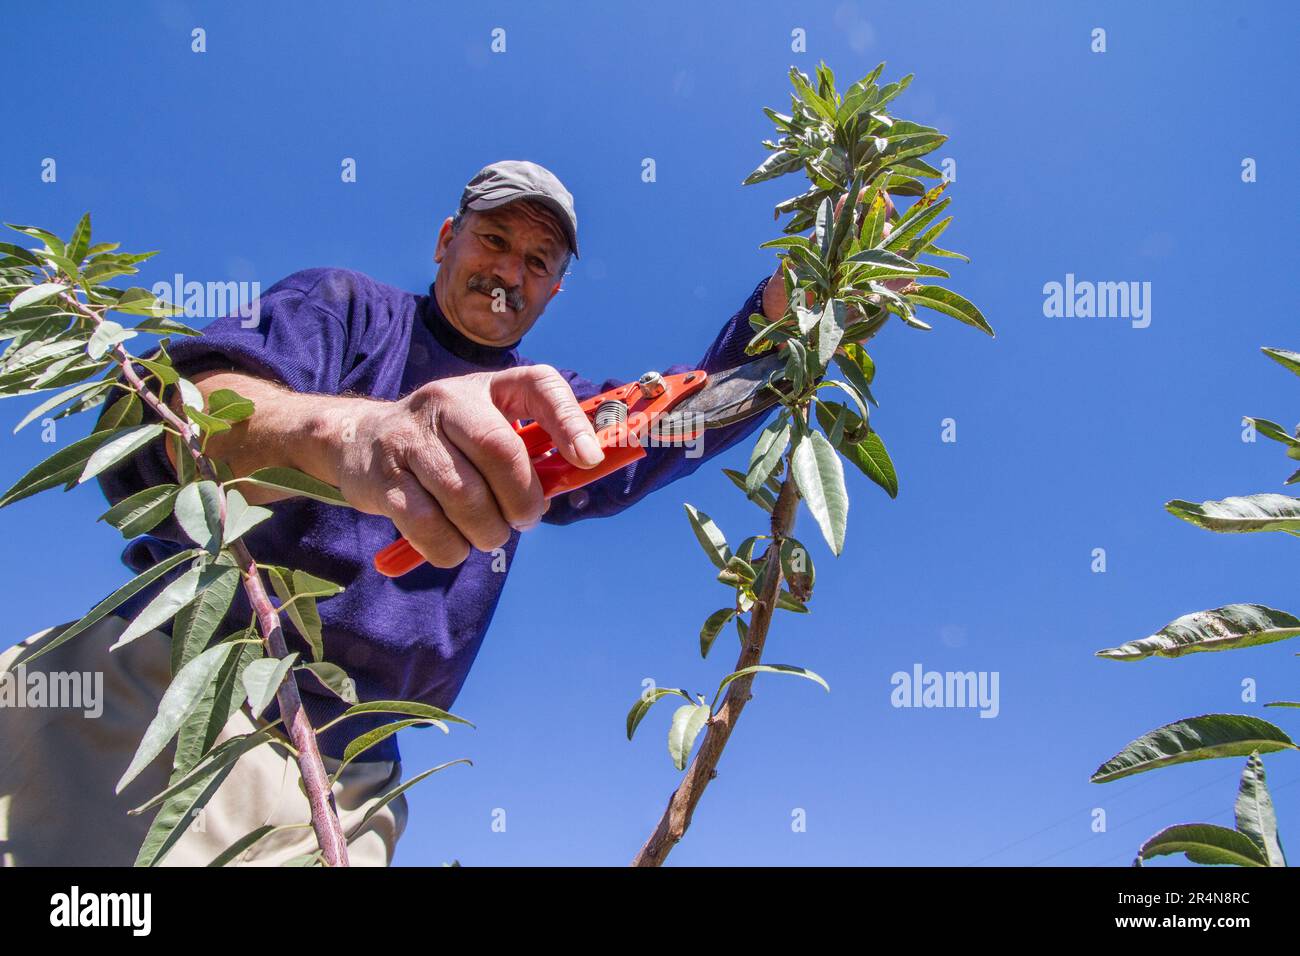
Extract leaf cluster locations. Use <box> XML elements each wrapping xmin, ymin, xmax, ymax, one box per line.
<box><xmin>1091</xmin><ymin>347</ymin><xmax>1300</xmax><ymax>867</ymax></box>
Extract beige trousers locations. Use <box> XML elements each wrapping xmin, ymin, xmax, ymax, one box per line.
<box><xmin>0</xmin><ymin>615</ymin><xmax>407</xmax><ymax>866</ymax></box>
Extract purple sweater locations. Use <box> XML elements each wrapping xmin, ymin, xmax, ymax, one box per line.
<box><xmin>98</xmin><ymin>268</ymin><xmax>775</xmax><ymax>761</ymax></box>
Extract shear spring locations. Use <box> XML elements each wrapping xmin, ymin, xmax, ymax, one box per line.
<box><xmin>595</xmin><ymin>399</ymin><xmax>627</xmax><ymax>430</ymax></box>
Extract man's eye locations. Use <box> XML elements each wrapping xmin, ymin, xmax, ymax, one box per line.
<box><xmin>529</xmin><ymin>259</ymin><xmax>548</xmax><ymax>273</ymax></box>
<box><xmin>483</xmin><ymin>234</ymin><xmax>505</xmax><ymax>247</ymax></box>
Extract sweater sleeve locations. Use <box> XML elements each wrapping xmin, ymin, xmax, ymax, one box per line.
<box><xmin>529</xmin><ymin>274</ymin><xmax>778</xmax><ymax>526</ymax></box>
<box><xmin>94</xmin><ymin>268</ymin><xmax>355</xmax><ymax>513</ymax></box>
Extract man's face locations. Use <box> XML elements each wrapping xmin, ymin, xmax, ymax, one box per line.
<box><xmin>433</xmin><ymin>201</ymin><xmax>567</xmax><ymax>347</ymax></box>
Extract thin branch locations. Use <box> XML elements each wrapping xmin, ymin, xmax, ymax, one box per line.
<box><xmin>632</xmin><ymin>407</ymin><xmax>805</xmax><ymax>867</ymax></box>
<box><xmin>73</xmin><ymin>294</ymin><xmax>350</xmax><ymax>867</ymax></box>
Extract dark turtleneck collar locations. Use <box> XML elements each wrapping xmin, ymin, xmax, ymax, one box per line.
<box><xmin>420</xmin><ymin>280</ymin><xmax>521</xmax><ymax>369</ymax></box>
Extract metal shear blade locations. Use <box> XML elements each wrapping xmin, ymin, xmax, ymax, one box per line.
<box><xmin>651</xmin><ymin>351</ymin><xmax>790</xmax><ymax>441</ymax></box>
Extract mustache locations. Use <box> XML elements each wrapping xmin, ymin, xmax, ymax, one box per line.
<box><xmin>467</xmin><ymin>274</ymin><xmax>526</xmax><ymax>312</ymax></box>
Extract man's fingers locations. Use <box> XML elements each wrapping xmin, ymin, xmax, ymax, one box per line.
<box><xmin>489</xmin><ymin>364</ymin><xmax>604</xmax><ymax>470</ymax></box>
<box><xmin>435</xmin><ymin>402</ymin><xmax>546</xmax><ymax>534</ymax></box>
<box><xmin>383</xmin><ymin>474</ymin><xmax>472</xmax><ymax>569</ymax></box>
<box><xmin>403</xmin><ymin>431</ymin><xmax>515</xmax><ymax>554</ymax></box>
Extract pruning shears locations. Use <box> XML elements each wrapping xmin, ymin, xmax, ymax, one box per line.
<box><xmin>373</xmin><ymin>351</ymin><xmax>792</xmax><ymax>577</ymax></box>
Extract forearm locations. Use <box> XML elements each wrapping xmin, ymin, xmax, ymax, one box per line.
<box><xmin>165</xmin><ymin>370</ymin><xmax>377</xmax><ymax>499</ymax></box>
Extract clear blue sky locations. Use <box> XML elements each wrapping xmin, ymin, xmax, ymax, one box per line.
<box><xmin>2</xmin><ymin>0</ymin><xmax>1298</xmax><ymax>867</ymax></box>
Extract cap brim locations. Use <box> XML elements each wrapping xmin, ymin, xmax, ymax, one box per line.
<box><xmin>466</xmin><ymin>192</ymin><xmax>579</xmax><ymax>259</ymax></box>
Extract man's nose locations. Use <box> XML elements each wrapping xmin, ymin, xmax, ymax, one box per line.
<box><xmin>492</xmin><ymin>254</ymin><xmax>526</xmax><ymax>288</ymax></box>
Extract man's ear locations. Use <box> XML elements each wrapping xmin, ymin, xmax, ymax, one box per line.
<box><xmin>549</xmin><ymin>278</ymin><xmax>563</xmax><ymax>298</ymax></box>
<box><xmin>433</xmin><ymin>217</ymin><xmax>455</xmax><ymax>264</ymax></box>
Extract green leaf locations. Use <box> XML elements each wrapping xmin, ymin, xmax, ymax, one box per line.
<box><xmin>1235</xmin><ymin>752</ymin><xmax>1286</xmax><ymax>866</ymax></box>
<box><xmin>79</xmin><ymin>423</ymin><xmax>165</xmax><ymax>483</ymax></box>
<box><xmin>715</xmin><ymin>664</ymin><xmax>830</xmax><ymax>707</ymax></box>
<box><xmin>265</xmin><ymin>567</ymin><xmax>343</xmax><ymax>662</ymax></box>
<box><xmin>206</xmin><ymin>387</ymin><xmax>255</xmax><ymax>423</ymax></box>
<box><xmin>6</xmin><ymin>223</ymin><xmax>65</xmax><ymax>256</ymax></box>
<box><xmin>922</xmin><ymin>245</ymin><xmax>970</xmax><ymax>263</ymax></box>
<box><xmin>775</xmin><ymin>588</ymin><xmax>809</xmax><ymax>613</ymax></box>
<box><xmin>905</xmin><ymin>285</ymin><xmax>994</xmax><ymax>337</ymax></box>
<box><xmin>1091</xmin><ymin>714</ymin><xmax>1297</xmax><ymax>783</ymax></box>
<box><xmin>343</xmin><ymin>760</ymin><xmax>473</xmax><ymax>842</ymax></box>
<box><xmin>849</xmin><ymin>431</ymin><xmax>898</xmax><ymax>498</ymax></box>
<box><xmin>117</xmin><ymin>642</ymin><xmax>241</xmax><ymax>794</ymax></box>
<box><xmin>132</xmin><ymin>356</ymin><xmax>178</xmax><ymax>386</ymax></box>
<box><xmin>1166</xmin><ymin>493</ymin><xmax>1300</xmax><ymax>533</ymax></box>
<box><xmin>1243</xmin><ymin>417</ymin><xmax>1300</xmax><ymax>449</ymax></box>
<box><xmin>99</xmin><ymin>483</ymin><xmax>180</xmax><ymax>538</ymax></box>
<box><xmin>66</xmin><ymin>214</ymin><xmax>91</xmax><ymax>264</ymax></box>
<box><xmin>297</xmin><ymin>661</ymin><xmax>358</xmax><ymax>704</ymax></box>
<box><xmin>130</xmin><ymin>726</ymin><xmax>280</xmax><ymax>818</ymax></box>
<box><xmin>169</xmin><ymin>563</ymin><xmax>241</xmax><ymax>673</ymax></box>
<box><xmin>745</xmin><ymin>417</ymin><xmax>791</xmax><ymax>495</ymax></box>
<box><xmin>716</xmin><ymin>552</ymin><xmax>757</xmax><ymax>589</ymax></box>
<box><xmin>11</xmin><ymin>548</ymin><xmax>198</xmax><ymax>667</ymax></box>
<box><xmin>94</xmin><ymin>393</ymin><xmax>141</xmax><ymax>433</ymax></box>
<box><xmin>846</xmin><ymin>248</ymin><xmax>918</xmax><ymax>272</ymax></box>
<box><xmin>700</xmin><ymin>608</ymin><xmax>736</xmax><ymax>659</ymax></box>
<box><xmin>721</xmin><ymin>467</ymin><xmax>776</xmax><ymax>513</ymax></box>
<box><xmin>134</xmin><ymin>314</ymin><xmax>200</xmax><ymax>337</ymax></box>
<box><xmin>172</xmin><ymin>638</ymin><xmax>262</xmax><ymax>775</ymax></box>
<box><xmin>833</xmin><ymin>342</ymin><xmax>877</xmax><ymax>404</ymax></box>
<box><xmin>1096</xmin><ymin>604</ymin><xmax>1300</xmax><ymax>661</ymax></box>
<box><xmin>1137</xmin><ymin>824</ymin><xmax>1269</xmax><ymax>867</ymax></box>
<box><xmin>9</xmin><ymin>282</ymin><xmax>67</xmax><ymax>311</ymax></box>
<box><xmin>206</xmin><ymin>823</ymin><xmax>312</xmax><ymax>867</ymax></box>
<box><xmin>114</xmin><ymin>287</ymin><xmax>183</xmax><ymax>317</ymax></box>
<box><xmin>174</xmin><ymin>480</ymin><xmax>224</xmax><ymax>554</ymax></box>
<box><xmin>184</xmin><ymin>404</ymin><xmax>232</xmax><ymax>441</ymax></box>
<box><xmin>779</xmin><ymin>537</ymin><xmax>815</xmax><ymax>601</ymax></box>
<box><xmin>817</xmin><ymin>299</ymin><xmax>847</xmax><ymax>369</ymax></box>
<box><xmin>743</xmin><ymin>150</ymin><xmax>803</xmax><ymax>186</ymax></box>
<box><xmin>791</xmin><ymin>428</ymin><xmax>849</xmax><ymax>555</ymax></box>
<box><xmin>683</xmin><ymin>503</ymin><xmax>732</xmax><ymax>570</ymax></box>
<box><xmin>811</xmin><ymin>400</ymin><xmax>894</xmax><ymax>496</ymax></box>
<box><xmin>0</xmin><ymin>428</ymin><xmax>116</xmax><ymax>507</ymax></box>
<box><xmin>242</xmin><ymin>654</ymin><xmax>299</xmax><ymax>718</ymax></box>
<box><xmin>222</xmin><ymin>488</ymin><xmax>272</xmax><ymax>545</ymax></box>
<box><xmin>227</xmin><ymin>466</ymin><xmax>348</xmax><ymax>506</ymax></box>
<box><xmin>884</xmin><ymin>194</ymin><xmax>951</xmax><ymax>252</ymax></box>
<box><xmin>87</xmin><ymin>319</ymin><xmax>136</xmax><ymax>359</ymax></box>
<box><xmin>333</xmin><ymin>720</ymin><xmax>436</xmax><ymax>783</ymax></box>
<box><xmin>667</xmin><ymin>703</ymin><xmax>711</xmax><ymax>771</ymax></box>
<box><xmin>113</xmin><ymin>568</ymin><xmax>207</xmax><ymax>653</ymax></box>
<box><xmin>12</xmin><ymin>379</ymin><xmax>112</xmax><ymax>433</ymax></box>
<box><xmin>627</xmin><ymin>687</ymin><xmax>693</xmax><ymax>740</ymax></box>
<box><xmin>1261</xmin><ymin>347</ymin><xmax>1300</xmax><ymax>378</ymax></box>
<box><xmin>316</xmin><ymin>699</ymin><xmax>474</xmax><ymax>734</ymax></box>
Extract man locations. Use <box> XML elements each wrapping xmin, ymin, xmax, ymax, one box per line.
<box><xmin>0</xmin><ymin>160</ymin><xmax>791</xmax><ymax>866</ymax></box>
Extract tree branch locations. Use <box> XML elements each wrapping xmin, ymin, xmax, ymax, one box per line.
<box><xmin>632</xmin><ymin>408</ymin><xmax>805</xmax><ymax>867</ymax></box>
<box><xmin>75</xmin><ymin>295</ymin><xmax>350</xmax><ymax>867</ymax></box>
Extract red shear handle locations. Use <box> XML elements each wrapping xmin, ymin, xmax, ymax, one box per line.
<box><xmin>373</xmin><ymin>426</ymin><xmax>645</xmax><ymax>577</ymax></box>
<box><xmin>373</xmin><ymin>368</ymin><xmax>707</xmax><ymax>578</ymax></box>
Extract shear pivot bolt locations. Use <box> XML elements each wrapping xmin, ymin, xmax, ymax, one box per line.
<box><xmin>637</xmin><ymin>371</ymin><xmax>665</xmax><ymax>399</ymax></box>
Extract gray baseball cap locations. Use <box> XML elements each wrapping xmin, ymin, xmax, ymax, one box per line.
<box><xmin>458</xmin><ymin>160</ymin><xmax>580</xmax><ymax>259</ymax></box>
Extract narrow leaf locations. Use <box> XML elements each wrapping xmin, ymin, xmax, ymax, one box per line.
<box><xmin>667</xmin><ymin>703</ymin><xmax>711</xmax><ymax>771</ymax></box>
<box><xmin>1097</xmin><ymin>604</ymin><xmax>1300</xmax><ymax>661</ymax></box>
<box><xmin>1091</xmin><ymin>714</ymin><xmax>1297</xmax><ymax>783</ymax></box>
